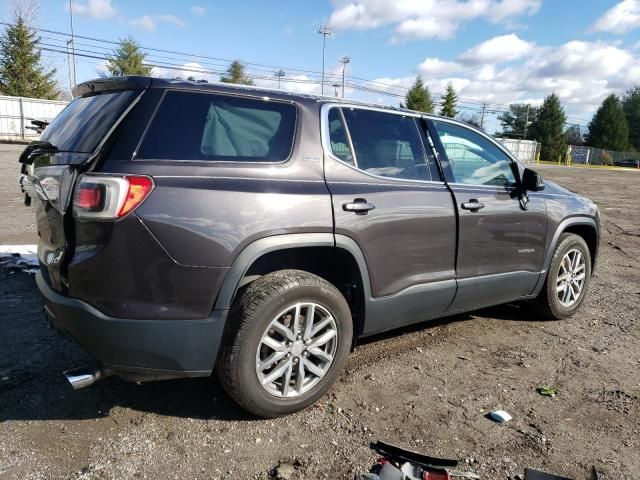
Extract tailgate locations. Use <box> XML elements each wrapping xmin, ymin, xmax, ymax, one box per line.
<box><xmin>20</xmin><ymin>87</ymin><xmax>143</xmax><ymax>292</ymax></box>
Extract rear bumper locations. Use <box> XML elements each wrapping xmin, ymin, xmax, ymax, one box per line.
<box><xmin>36</xmin><ymin>272</ymin><xmax>227</xmax><ymax>381</ymax></box>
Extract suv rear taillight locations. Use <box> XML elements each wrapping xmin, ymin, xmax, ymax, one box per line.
<box><xmin>73</xmin><ymin>175</ymin><xmax>154</xmax><ymax>219</ymax></box>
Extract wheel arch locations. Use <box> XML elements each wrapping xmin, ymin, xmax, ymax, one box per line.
<box><xmin>213</xmin><ymin>234</ymin><xmax>372</xmax><ymax>339</ymax></box>
<box><xmin>533</xmin><ymin>216</ymin><xmax>599</xmax><ymax>295</ymax></box>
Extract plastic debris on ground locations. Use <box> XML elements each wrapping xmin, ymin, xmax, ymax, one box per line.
<box><xmin>537</xmin><ymin>385</ymin><xmax>557</xmax><ymax>397</ymax></box>
<box><xmin>354</xmin><ymin>441</ymin><xmax>479</xmax><ymax>480</ymax></box>
<box><xmin>0</xmin><ymin>245</ymin><xmax>38</xmax><ymax>274</ymax></box>
<box><xmin>487</xmin><ymin>409</ymin><xmax>512</xmax><ymax>423</ymax></box>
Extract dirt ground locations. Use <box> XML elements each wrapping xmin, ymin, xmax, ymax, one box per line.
<box><xmin>0</xmin><ymin>150</ymin><xmax>639</xmax><ymax>479</ymax></box>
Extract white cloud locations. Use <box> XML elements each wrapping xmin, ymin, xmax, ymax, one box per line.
<box><xmin>70</xmin><ymin>0</ymin><xmax>116</xmax><ymax>19</ymax></box>
<box><xmin>94</xmin><ymin>59</ymin><xmax>109</xmax><ymax>76</ymax></box>
<box><xmin>190</xmin><ymin>5</ymin><xmax>206</xmax><ymax>16</ymax></box>
<box><xmin>329</xmin><ymin>0</ymin><xmax>541</xmax><ymax>42</ymax></box>
<box><xmin>155</xmin><ymin>14</ymin><xmax>186</xmax><ymax>27</ymax></box>
<box><xmin>591</xmin><ymin>0</ymin><xmax>640</xmax><ymax>34</ymax></box>
<box><xmin>490</xmin><ymin>0</ymin><xmax>541</xmax><ymax>22</ymax></box>
<box><xmin>459</xmin><ymin>34</ymin><xmax>535</xmax><ymax>64</ymax></box>
<box><xmin>131</xmin><ymin>15</ymin><xmax>155</xmax><ymax>31</ymax></box>
<box><xmin>369</xmin><ymin>36</ymin><xmax>640</xmax><ymax>123</ymax></box>
<box><xmin>131</xmin><ymin>14</ymin><xmax>186</xmax><ymax>31</ymax></box>
<box><xmin>152</xmin><ymin>62</ymin><xmax>216</xmax><ymax>83</ymax></box>
<box><xmin>419</xmin><ymin>58</ymin><xmax>462</xmax><ymax>76</ymax></box>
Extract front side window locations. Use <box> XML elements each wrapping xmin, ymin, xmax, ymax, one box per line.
<box><xmin>332</xmin><ymin>108</ymin><xmax>432</xmax><ymax>181</ymax></box>
<box><xmin>137</xmin><ymin>90</ymin><xmax>296</xmax><ymax>162</ymax></box>
<box><xmin>432</xmin><ymin>120</ymin><xmax>516</xmax><ymax>187</ymax></box>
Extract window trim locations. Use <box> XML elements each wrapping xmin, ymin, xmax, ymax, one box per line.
<box><xmin>320</xmin><ymin>103</ymin><xmax>445</xmax><ymax>185</ymax></box>
<box><xmin>133</xmin><ymin>88</ymin><xmax>299</xmax><ymax>165</ymax></box>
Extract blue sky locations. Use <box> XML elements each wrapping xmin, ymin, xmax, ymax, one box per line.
<box><xmin>6</xmin><ymin>0</ymin><xmax>640</xmax><ymax>131</ymax></box>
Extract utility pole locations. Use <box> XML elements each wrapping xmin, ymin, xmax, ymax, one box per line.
<box><xmin>333</xmin><ymin>83</ymin><xmax>340</xmax><ymax>97</ymax></box>
<box><xmin>339</xmin><ymin>55</ymin><xmax>350</xmax><ymax>98</ymax></box>
<box><xmin>274</xmin><ymin>70</ymin><xmax>285</xmax><ymax>89</ymax></box>
<box><xmin>66</xmin><ymin>39</ymin><xmax>74</xmax><ymax>91</ymax></box>
<box><xmin>69</xmin><ymin>0</ymin><xmax>76</xmax><ymax>86</ymax></box>
<box><xmin>480</xmin><ymin>101</ymin><xmax>487</xmax><ymax>130</ymax></box>
<box><xmin>316</xmin><ymin>25</ymin><xmax>333</xmax><ymax>95</ymax></box>
<box><xmin>523</xmin><ymin>104</ymin><xmax>530</xmax><ymax>139</ymax></box>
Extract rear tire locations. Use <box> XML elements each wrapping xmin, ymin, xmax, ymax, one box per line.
<box><xmin>216</xmin><ymin>269</ymin><xmax>352</xmax><ymax>418</ymax></box>
<box><xmin>534</xmin><ymin>233</ymin><xmax>591</xmax><ymax>320</ymax></box>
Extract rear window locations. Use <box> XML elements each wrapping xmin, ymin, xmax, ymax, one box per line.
<box><xmin>40</xmin><ymin>90</ymin><xmax>137</xmax><ymax>153</ymax></box>
<box><xmin>137</xmin><ymin>90</ymin><xmax>297</xmax><ymax>162</ymax></box>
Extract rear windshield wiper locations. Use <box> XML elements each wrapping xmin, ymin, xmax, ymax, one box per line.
<box><xmin>19</xmin><ymin>141</ymin><xmax>58</xmax><ymax>165</ymax></box>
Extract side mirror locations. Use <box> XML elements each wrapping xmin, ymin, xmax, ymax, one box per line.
<box><xmin>521</xmin><ymin>168</ymin><xmax>545</xmax><ymax>192</ymax></box>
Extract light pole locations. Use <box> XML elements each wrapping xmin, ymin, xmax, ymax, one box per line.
<box><xmin>316</xmin><ymin>25</ymin><xmax>333</xmax><ymax>95</ymax></box>
<box><xmin>339</xmin><ymin>56</ymin><xmax>350</xmax><ymax>98</ymax></box>
<box><xmin>274</xmin><ymin>70</ymin><xmax>285</xmax><ymax>89</ymax></box>
<box><xmin>333</xmin><ymin>83</ymin><xmax>340</xmax><ymax>97</ymax></box>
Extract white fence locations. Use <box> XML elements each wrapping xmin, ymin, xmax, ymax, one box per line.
<box><xmin>497</xmin><ymin>138</ymin><xmax>540</xmax><ymax>164</ymax></box>
<box><xmin>0</xmin><ymin>95</ymin><xmax>68</xmax><ymax>141</ymax></box>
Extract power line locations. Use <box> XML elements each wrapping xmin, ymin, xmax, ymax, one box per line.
<box><xmin>9</xmin><ymin>21</ymin><xmax>530</xmax><ymax>109</ymax></box>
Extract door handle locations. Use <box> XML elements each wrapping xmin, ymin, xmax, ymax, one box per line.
<box><xmin>461</xmin><ymin>200</ymin><xmax>485</xmax><ymax>211</ymax></box>
<box><xmin>343</xmin><ymin>198</ymin><xmax>375</xmax><ymax>215</ymax></box>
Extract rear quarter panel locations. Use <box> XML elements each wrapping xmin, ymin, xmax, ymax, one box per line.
<box><xmin>101</xmin><ymin>98</ymin><xmax>332</xmax><ymax>268</ymax></box>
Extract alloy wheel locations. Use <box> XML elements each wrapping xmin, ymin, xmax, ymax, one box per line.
<box><xmin>556</xmin><ymin>248</ymin><xmax>586</xmax><ymax>308</ymax></box>
<box><xmin>256</xmin><ymin>302</ymin><xmax>338</xmax><ymax>398</ymax></box>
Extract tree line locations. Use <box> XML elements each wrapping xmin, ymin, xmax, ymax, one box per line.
<box><xmin>404</xmin><ymin>75</ymin><xmax>640</xmax><ymax>161</ymax></box>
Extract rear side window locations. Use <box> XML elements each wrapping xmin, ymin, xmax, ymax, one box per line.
<box><xmin>40</xmin><ymin>90</ymin><xmax>137</xmax><ymax>153</ymax></box>
<box><xmin>328</xmin><ymin>108</ymin><xmax>353</xmax><ymax>164</ymax></box>
<box><xmin>137</xmin><ymin>90</ymin><xmax>296</xmax><ymax>162</ymax></box>
<box><xmin>339</xmin><ymin>108</ymin><xmax>432</xmax><ymax>181</ymax></box>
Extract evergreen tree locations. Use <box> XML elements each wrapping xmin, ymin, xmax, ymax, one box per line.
<box><xmin>404</xmin><ymin>76</ymin><xmax>434</xmax><ymax>113</ymax></box>
<box><xmin>220</xmin><ymin>60</ymin><xmax>254</xmax><ymax>85</ymax></box>
<box><xmin>0</xmin><ymin>16</ymin><xmax>57</xmax><ymax>99</ymax></box>
<box><xmin>105</xmin><ymin>37</ymin><xmax>152</xmax><ymax>77</ymax></box>
<box><xmin>439</xmin><ymin>82</ymin><xmax>458</xmax><ymax>117</ymax></box>
<box><xmin>586</xmin><ymin>94</ymin><xmax>630</xmax><ymax>151</ymax></box>
<box><xmin>497</xmin><ymin>104</ymin><xmax>537</xmax><ymax>139</ymax></box>
<box><xmin>529</xmin><ymin>93</ymin><xmax>567</xmax><ymax>161</ymax></box>
<box><xmin>622</xmin><ymin>87</ymin><xmax>640</xmax><ymax>151</ymax></box>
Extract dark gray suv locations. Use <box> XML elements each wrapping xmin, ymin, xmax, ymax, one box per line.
<box><xmin>20</xmin><ymin>77</ymin><xmax>599</xmax><ymax>417</ymax></box>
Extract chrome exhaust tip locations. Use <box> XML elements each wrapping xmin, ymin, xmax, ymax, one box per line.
<box><xmin>63</xmin><ymin>367</ymin><xmax>102</xmax><ymax>390</ymax></box>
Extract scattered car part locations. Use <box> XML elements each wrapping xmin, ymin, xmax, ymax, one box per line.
<box><xmin>371</xmin><ymin>440</ymin><xmax>458</xmax><ymax>468</ymax></box>
<box><xmin>524</xmin><ymin>468</ymin><xmax>573</xmax><ymax>480</ymax></box>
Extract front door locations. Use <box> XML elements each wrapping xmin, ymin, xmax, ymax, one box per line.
<box><xmin>428</xmin><ymin>119</ymin><xmax>547</xmax><ymax>313</ymax></box>
<box><xmin>323</xmin><ymin>106</ymin><xmax>457</xmax><ymax>335</ymax></box>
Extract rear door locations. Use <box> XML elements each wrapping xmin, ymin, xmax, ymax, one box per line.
<box><xmin>322</xmin><ymin>105</ymin><xmax>457</xmax><ymax>335</ymax></box>
<box><xmin>427</xmin><ymin>119</ymin><xmax>547</xmax><ymax>313</ymax></box>
<box><xmin>21</xmin><ymin>88</ymin><xmax>142</xmax><ymax>291</ymax></box>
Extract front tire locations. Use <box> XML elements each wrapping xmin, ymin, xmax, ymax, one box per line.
<box><xmin>534</xmin><ymin>233</ymin><xmax>592</xmax><ymax>319</ymax></box>
<box><xmin>216</xmin><ymin>269</ymin><xmax>353</xmax><ymax>418</ymax></box>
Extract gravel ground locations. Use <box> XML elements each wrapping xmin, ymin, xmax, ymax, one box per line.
<box><xmin>1</xmin><ymin>155</ymin><xmax>639</xmax><ymax>479</ymax></box>
<box><xmin>0</xmin><ymin>143</ymin><xmax>37</xmax><ymax>244</ymax></box>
